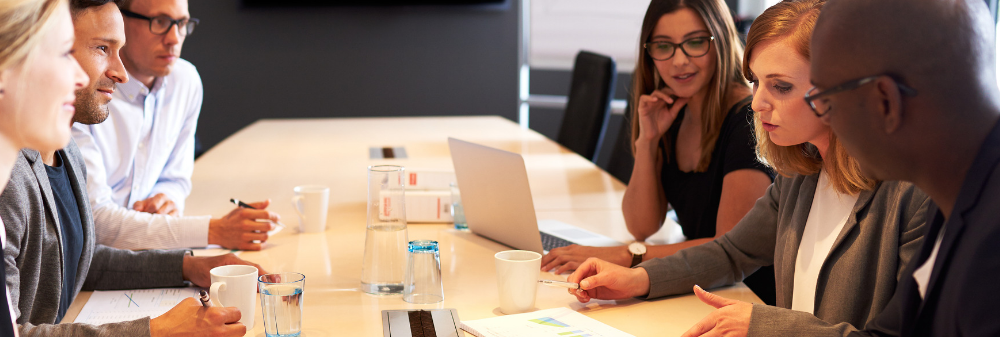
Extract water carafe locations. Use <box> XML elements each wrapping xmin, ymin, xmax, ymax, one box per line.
<box><xmin>361</xmin><ymin>165</ymin><xmax>408</xmax><ymax>295</ymax></box>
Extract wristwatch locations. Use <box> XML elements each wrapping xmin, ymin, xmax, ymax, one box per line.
<box><xmin>628</xmin><ymin>242</ymin><xmax>647</xmax><ymax>268</ymax></box>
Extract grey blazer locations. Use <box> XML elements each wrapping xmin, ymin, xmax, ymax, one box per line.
<box><xmin>638</xmin><ymin>173</ymin><xmax>930</xmax><ymax>336</ymax></box>
<box><xmin>1</xmin><ymin>140</ymin><xmax>187</xmax><ymax>337</ymax></box>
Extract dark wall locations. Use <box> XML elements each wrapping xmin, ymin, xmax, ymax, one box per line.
<box><xmin>183</xmin><ymin>1</ymin><xmax>520</xmax><ymax>150</ymax></box>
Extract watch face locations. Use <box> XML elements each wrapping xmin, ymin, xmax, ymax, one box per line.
<box><xmin>629</xmin><ymin>242</ymin><xmax>646</xmax><ymax>255</ymax></box>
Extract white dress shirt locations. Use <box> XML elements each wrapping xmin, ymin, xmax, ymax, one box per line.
<box><xmin>791</xmin><ymin>170</ymin><xmax>859</xmax><ymax>314</ymax></box>
<box><xmin>913</xmin><ymin>225</ymin><xmax>943</xmax><ymax>299</ymax></box>
<box><xmin>71</xmin><ymin>59</ymin><xmax>211</xmax><ymax>249</ymax></box>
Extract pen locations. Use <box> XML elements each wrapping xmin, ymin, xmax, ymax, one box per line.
<box><xmin>538</xmin><ymin>279</ymin><xmax>580</xmax><ymax>290</ymax></box>
<box><xmin>230</xmin><ymin>198</ymin><xmax>286</xmax><ymax>228</ymax></box>
<box><xmin>199</xmin><ymin>290</ymin><xmax>212</xmax><ymax>307</ymax></box>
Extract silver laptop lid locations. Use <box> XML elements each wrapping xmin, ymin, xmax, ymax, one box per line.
<box><xmin>448</xmin><ymin>138</ymin><xmax>544</xmax><ymax>254</ymax></box>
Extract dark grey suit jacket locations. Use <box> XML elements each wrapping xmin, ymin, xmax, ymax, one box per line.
<box><xmin>638</xmin><ymin>174</ymin><xmax>930</xmax><ymax>336</ymax></box>
<box><xmin>1</xmin><ymin>140</ymin><xmax>187</xmax><ymax>336</ymax></box>
<box><xmin>856</xmin><ymin>121</ymin><xmax>1000</xmax><ymax>337</ymax></box>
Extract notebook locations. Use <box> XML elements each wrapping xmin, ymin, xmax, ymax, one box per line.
<box><xmin>459</xmin><ymin>307</ymin><xmax>634</xmax><ymax>337</ymax></box>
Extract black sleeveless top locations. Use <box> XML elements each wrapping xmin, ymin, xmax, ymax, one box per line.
<box><xmin>660</xmin><ymin>97</ymin><xmax>774</xmax><ymax>239</ymax></box>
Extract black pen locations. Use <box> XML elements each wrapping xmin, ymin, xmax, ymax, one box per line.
<box><xmin>199</xmin><ymin>290</ymin><xmax>212</xmax><ymax>307</ymax></box>
<box><xmin>230</xmin><ymin>198</ymin><xmax>286</xmax><ymax>228</ymax></box>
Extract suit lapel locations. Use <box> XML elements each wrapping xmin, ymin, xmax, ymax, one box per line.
<box><xmin>826</xmin><ymin>183</ymin><xmax>877</xmax><ymax>261</ymax></box>
<box><xmin>21</xmin><ymin>149</ymin><xmax>66</xmax><ymax>274</ymax></box>
<box><xmin>914</xmin><ymin>120</ymin><xmax>1000</xmax><ymax>324</ymax></box>
<box><xmin>779</xmin><ymin>173</ymin><xmax>819</xmax><ymax>307</ymax></box>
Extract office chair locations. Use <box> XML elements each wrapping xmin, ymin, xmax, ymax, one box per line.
<box><xmin>556</xmin><ymin>51</ymin><xmax>616</xmax><ymax>162</ymax></box>
<box><xmin>602</xmin><ymin>100</ymin><xmax>635</xmax><ymax>185</ymax></box>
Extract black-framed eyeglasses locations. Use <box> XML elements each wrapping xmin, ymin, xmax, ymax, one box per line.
<box><xmin>643</xmin><ymin>36</ymin><xmax>715</xmax><ymax>61</ymax></box>
<box><xmin>121</xmin><ymin>9</ymin><xmax>199</xmax><ymax>37</ymax></box>
<box><xmin>804</xmin><ymin>75</ymin><xmax>918</xmax><ymax>117</ymax></box>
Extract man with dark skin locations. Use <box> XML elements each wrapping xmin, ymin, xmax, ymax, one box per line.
<box><xmin>807</xmin><ymin>0</ymin><xmax>1000</xmax><ymax>335</ymax></box>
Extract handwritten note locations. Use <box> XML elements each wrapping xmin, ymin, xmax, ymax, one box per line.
<box><xmin>74</xmin><ymin>288</ymin><xmax>201</xmax><ymax>325</ymax></box>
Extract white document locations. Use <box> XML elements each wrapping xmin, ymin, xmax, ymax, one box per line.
<box><xmin>74</xmin><ymin>288</ymin><xmax>201</xmax><ymax>325</ymax></box>
<box><xmin>460</xmin><ymin>307</ymin><xmax>634</xmax><ymax>337</ymax></box>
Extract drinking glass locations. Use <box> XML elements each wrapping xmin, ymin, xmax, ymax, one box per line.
<box><xmin>259</xmin><ymin>272</ymin><xmax>305</xmax><ymax>337</ymax></box>
<box><xmin>403</xmin><ymin>240</ymin><xmax>444</xmax><ymax>304</ymax></box>
<box><xmin>361</xmin><ymin>165</ymin><xmax>409</xmax><ymax>295</ymax></box>
<box><xmin>449</xmin><ymin>182</ymin><xmax>467</xmax><ymax>230</ymax></box>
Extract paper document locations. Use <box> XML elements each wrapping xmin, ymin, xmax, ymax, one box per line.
<box><xmin>460</xmin><ymin>307</ymin><xmax>634</xmax><ymax>337</ymax></box>
<box><xmin>74</xmin><ymin>288</ymin><xmax>201</xmax><ymax>325</ymax></box>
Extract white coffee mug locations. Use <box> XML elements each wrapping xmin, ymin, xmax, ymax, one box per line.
<box><xmin>494</xmin><ymin>250</ymin><xmax>541</xmax><ymax>314</ymax></box>
<box><xmin>291</xmin><ymin>185</ymin><xmax>330</xmax><ymax>233</ymax></box>
<box><xmin>209</xmin><ymin>265</ymin><xmax>258</xmax><ymax>328</ymax></box>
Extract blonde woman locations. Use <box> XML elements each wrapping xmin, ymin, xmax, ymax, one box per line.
<box><xmin>564</xmin><ymin>1</ymin><xmax>930</xmax><ymax>335</ymax></box>
<box><xmin>0</xmin><ymin>0</ymin><xmax>88</xmax><ymax>335</ymax></box>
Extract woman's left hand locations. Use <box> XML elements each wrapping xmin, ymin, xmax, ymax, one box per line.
<box><xmin>540</xmin><ymin>244</ymin><xmax>632</xmax><ymax>274</ymax></box>
<box><xmin>681</xmin><ymin>285</ymin><xmax>753</xmax><ymax>337</ymax></box>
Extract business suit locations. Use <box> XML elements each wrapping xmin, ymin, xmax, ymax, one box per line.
<box><xmin>0</xmin><ymin>140</ymin><xmax>186</xmax><ymax>336</ymax></box>
<box><xmin>638</xmin><ymin>173</ymin><xmax>930</xmax><ymax>336</ymax></box>
<box><xmin>856</xmin><ymin>122</ymin><xmax>1000</xmax><ymax>336</ymax></box>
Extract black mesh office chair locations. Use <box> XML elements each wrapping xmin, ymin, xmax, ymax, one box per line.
<box><xmin>556</xmin><ymin>51</ymin><xmax>616</xmax><ymax>162</ymax></box>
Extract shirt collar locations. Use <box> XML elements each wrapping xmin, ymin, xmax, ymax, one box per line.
<box><xmin>116</xmin><ymin>69</ymin><xmax>168</xmax><ymax>103</ymax></box>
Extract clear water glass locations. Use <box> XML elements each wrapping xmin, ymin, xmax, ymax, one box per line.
<box><xmin>403</xmin><ymin>240</ymin><xmax>444</xmax><ymax>304</ymax></box>
<box><xmin>449</xmin><ymin>182</ymin><xmax>467</xmax><ymax>230</ymax></box>
<box><xmin>361</xmin><ymin>165</ymin><xmax>409</xmax><ymax>295</ymax></box>
<box><xmin>259</xmin><ymin>272</ymin><xmax>305</xmax><ymax>337</ymax></box>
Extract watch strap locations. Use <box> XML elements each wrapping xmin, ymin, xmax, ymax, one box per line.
<box><xmin>630</xmin><ymin>252</ymin><xmax>643</xmax><ymax>268</ymax></box>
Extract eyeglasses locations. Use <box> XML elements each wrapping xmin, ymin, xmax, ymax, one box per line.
<box><xmin>121</xmin><ymin>9</ymin><xmax>199</xmax><ymax>37</ymax></box>
<box><xmin>643</xmin><ymin>36</ymin><xmax>714</xmax><ymax>61</ymax></box>
<box><xmin>804</xmin><ymin>75</ymin><xmax>918</xmax><ymax>117</ymax></box>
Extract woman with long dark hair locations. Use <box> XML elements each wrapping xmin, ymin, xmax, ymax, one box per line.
<box><xmin>543</xmin><ymin>0</ymin><xmax>775</xmax><ymax>301</ymax></box>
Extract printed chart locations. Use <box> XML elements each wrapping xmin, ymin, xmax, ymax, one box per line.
<box><xmin>74</xmin><ymin>288</ymin><xmax>201</xmax><ymax>325</ymax></box>
<box><xmin>461</xmin><ymin>307</ymin><xmax>634</xmax><ymax>337</ymax></box>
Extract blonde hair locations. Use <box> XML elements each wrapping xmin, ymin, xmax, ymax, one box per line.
<box><xmin>630</xmin><ymin>0</ymin><xmax>749</xmax><ymax>172</ymax></box>
<box><xmin>0</xmin><ymin>0</ymin><xmax>66</xmax><ymax>73</ymax></box>
<box><xmin>744</xmin><ymin>0</ymin><xmax>876</xmax><ymax>194</ymax></box>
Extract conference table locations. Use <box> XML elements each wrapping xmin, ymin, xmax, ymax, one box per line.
<box><xmin>63</xmin><ymin>116</ymin><xmax>762</xmax><ymax>336</ymax></box>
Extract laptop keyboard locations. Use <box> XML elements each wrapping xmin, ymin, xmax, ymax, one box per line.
<box><xmin>540</xmin><ymin>231</ymin><xmax>575</xmax><ymax>251</ymax></box>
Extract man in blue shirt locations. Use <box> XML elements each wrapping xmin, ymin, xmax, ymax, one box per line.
<box><xmin>71</xmin><ymin>0</ymin><xmax>278</xmax><ymax>251</ymax></box>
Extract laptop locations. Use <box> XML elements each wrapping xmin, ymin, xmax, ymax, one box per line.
<box><xmin>448</xmin><ymin>138</ymin><xmax>621</xmax><ymax>254</ymax></box>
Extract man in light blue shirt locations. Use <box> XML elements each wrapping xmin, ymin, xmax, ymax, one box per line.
<box><xmin>71</xmin><ymin>0</ymin><xmax>277</xmax><ymax>250</ymax></box>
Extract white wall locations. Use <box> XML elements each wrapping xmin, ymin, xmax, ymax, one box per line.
<box><xmin>529</xmin><ymin>0</ymin><xmax>649</xmax><ymax>71</ymax></box>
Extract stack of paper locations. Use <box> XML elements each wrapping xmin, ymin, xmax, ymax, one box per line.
<box><xmin>74</xmin><ymin>288</ymin><xmax>201</xmax><ymax>325</ymax></box>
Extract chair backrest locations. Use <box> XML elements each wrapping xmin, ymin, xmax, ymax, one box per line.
<box><xmin>556</xmin><ymin>51</ymin><xmax>616</xmax><ymax>161</ymax></box>
<box><xmin>603</xmin><ymin>100</ymin><xmax>635</xmax><ymax>185</ymax></box>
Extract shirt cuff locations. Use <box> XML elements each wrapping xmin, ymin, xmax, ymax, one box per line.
<box><xmin>180</xmin><ymin>215</ymin><xmax>212</xmax><ymax>248</ymax></box>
